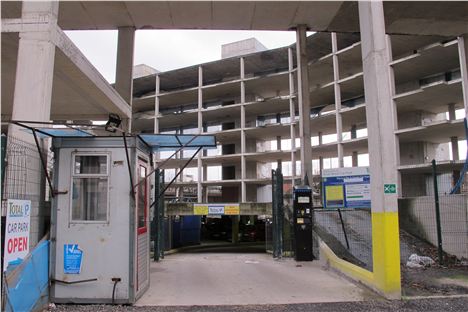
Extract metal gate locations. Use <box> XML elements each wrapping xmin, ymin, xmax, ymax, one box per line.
<box><xmin>271</xmin><ymin>169</ymin><xmax>284</xmax><ymax>258</ymax></box>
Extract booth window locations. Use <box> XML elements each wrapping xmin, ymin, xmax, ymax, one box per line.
<box><xmin>137</xmin><ymin>164</ymin><xmax>148</xmax><ymax>233</ymax></box>
<box><xmin>71</xmin><ymin>154</ymin><xmax>109</xmax><ymax>221</ymax></box>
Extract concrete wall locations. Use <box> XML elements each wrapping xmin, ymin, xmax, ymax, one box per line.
<box><xmin>256</xmin><ymin>185</ymin><xmax>272</xmax><ymax>203</ymax></box>
<box><xmin>399</xmin><ymin>195</ymin><xmax>468</xmax><ymax>259</ymax></box>
<box><xmin>221</xmin><ymin>38</ymin><xmax>267</xmax><ymax>59</ymax></box>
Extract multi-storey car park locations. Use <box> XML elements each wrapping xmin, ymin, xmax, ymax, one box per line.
<box><xmin>2</xmin><ymin>1</ymin><xmax>468</xmax><ymax>303</ymax></box>
<box><xmin>131</xmin><ymin>32</ymin><xmax>466</xmax><ymax>203</ymax></box>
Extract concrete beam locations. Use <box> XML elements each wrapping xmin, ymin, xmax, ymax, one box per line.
<box><xmin>296</xmin><ymin>25</ymin><xmax>313</xmax><ymax>184</ymax></box>
<box><xmin>359</xmin><ymin>0</ymin><xmax>401</xmax><ymax>299</ymax></box>
<box><xmin>53</xmin><ymin>27</ymin><xmax>131</xmax><ymax>119</ymax></box>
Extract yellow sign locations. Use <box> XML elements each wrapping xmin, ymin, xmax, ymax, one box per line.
<box><xmin>224</xmin><ymin>205</ymin><xmax>240</xmax><ymax>215</ymax></box>
<box><xmin>193</xmin><ymin>204</ymin><xmax>240</xmax><ymax>215</ymax></box>
<box><xmin>325</xmin><ymin>185</ymin><xmax>344</xmax><ymax>201</ymax></box>
<box><xmin>193</xmin><ymin>204</ymin><xmax>208</xmax><ymax>215</ymax></box>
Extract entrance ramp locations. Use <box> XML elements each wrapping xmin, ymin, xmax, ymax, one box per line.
<box><xmin>136</xmin><ymin>253</ymin><xmax>378</xmax><ymax>306</ymax></box>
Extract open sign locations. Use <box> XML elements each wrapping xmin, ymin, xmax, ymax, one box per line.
<box><xmin>3</xmin><ymin>199</ymin><xmax>31</xmax><ymax>271</ymax></box>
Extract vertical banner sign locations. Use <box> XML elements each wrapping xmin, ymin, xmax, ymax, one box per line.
<box><xmin>3</xmin><ymin>199</ymin><xmax>31</xmax><ymax>271</ymax></box>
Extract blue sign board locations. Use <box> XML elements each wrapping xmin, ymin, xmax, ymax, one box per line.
<box><xmin>64</xmin><ymin>244</ymin><xmax>83</xmax><ymax>274</ymax></box>
<box><xmin>322</xmin><ymin>168</ymin><xmax>371</xmax><ymax>209</ymax></box>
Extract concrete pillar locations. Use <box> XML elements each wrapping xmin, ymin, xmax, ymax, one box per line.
<box><xmin>319</xmin><ymin>156</ymin><xmax>324</xmax><ymax>174</ymax></box>
<box><xmin>197</xmin><ymin>66</ymin><xmax>203</xmax><ymax>202</ymax></box>
<box><xmin>232</xmin><ymin>215</ymin><xmax>240</xmax><ymax>244</ymax></box>
<box><xmin>288</xmin><ymin>48</ymin><xmax>297</xmax><ymax>184</ymax></box>
<box><xmin>154</xmin><ymin>75</ymin><xmax>160</xmax><ymax>133</ymax></box>
<box><xmin>10</xmin><ymin>2</ymin><xmax>58</xmax><ymax>131</ymax></box>
<box><xmin>448</xmin><ymin>103</ymin><xmax>456</xmax><ymax>121</ymax></box>
<box><xmin>451</xmin><ymin>137</ymin><xmax>460</xmax><ymax>161</ymax></box>
<box><xmin>458</xmin><ymin>35</ymin><xmax>468</xmax><ymax>118</ymax></box>
<box><xmin>296</xmin><ymin>25</ymin><xmax>313</xmax><ymax>184</ymax></box>
<box><xmin>115</xmin><ymin>27</ymin><xmax>135</xmax><ymax>131</ymax></box>
<box><xmin>318</xmin><ymin>132</ymin><xmax>323</xmax><ymax>145</ymax></box>
<box><xmin>8</xmin><ymin>1</ymin><xmax>59</xmax><ymax>248</ymax></box>
<box><xmin>240</xmin><ymin>57</ymin><xmax>247</xmax><ymax>202</ymax></box>
<box><xmin>332</xmin><ymin>32</ymin><xmax>344</xmax><ymax>167</ymax></box>
<box><xmin>359</xmin><ymin>0</ymin><xmax>401</xmax><ymax>299</ymax></box>
<box><xmin>352</xmin><ymin>151</ymin><xmax>359</xmax><ymax>167</ymax></box>
<box><xmin>350</xmin><ymin>125</ymin><xmax>357</xmax><ymax>139</ymax></box>
<box><xmin>203</xmin><ymin>165</ymin><xmax>209</xmax><ymax>202</ymax></box>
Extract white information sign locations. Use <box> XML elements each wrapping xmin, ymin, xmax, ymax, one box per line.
<box><xmin>3</xmin><ymin>199</ymin><xmax>31</xmax><ymax>271</ymax></box>
<box><xmin>208</xmin><ymin>205</ymin><xmax>225</xmax><ymax>215</ymax></box>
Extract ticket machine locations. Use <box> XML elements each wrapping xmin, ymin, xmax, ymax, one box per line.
<box><xmin>293</xmin><ymin>186</ymin><xmax>313</xmax><ymax>261</ymax></box>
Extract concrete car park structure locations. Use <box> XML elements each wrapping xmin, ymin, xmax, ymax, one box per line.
<box><xmin>1</xmin><ymin>0</ymin><xmax>467</xmax><ymax>303</ymax></box>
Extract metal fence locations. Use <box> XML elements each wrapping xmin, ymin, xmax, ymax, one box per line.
<box><xmin>399</xmin><ymin>160</ymin><xmax>468</xmax><ymax>264</ymax></box>
<box><xmin>314</xmin><ymin>208</ymin><xmax>373</xmax><ymax>270</ymax></box>
<box><xmin>1</xmin><ymin>134</ymin><xmax>53</xmax><ymax>255</ymax></box>
<box><xmin>1</xmin><ymin>135</ymin><xmax>53</xmax><ymax>202</ymax></box>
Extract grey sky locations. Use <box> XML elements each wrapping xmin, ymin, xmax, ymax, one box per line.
<box><xmin>65</xmin><ymin>29</ymin><xmax>297</xmax><ymax>83</ymax></box>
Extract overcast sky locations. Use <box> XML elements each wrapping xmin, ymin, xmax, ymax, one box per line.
<box><xmin>65</xmin><ymin>29</ymin><xmax>297</xmax><ymax>83</ymax></box>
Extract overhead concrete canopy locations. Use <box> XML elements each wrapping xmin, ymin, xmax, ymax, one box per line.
<box><xmin>1</xmin><ymin>31</ymin><xmax>131</xmax><ymax>123</ymax></box>
<box><xmin>2</xmin><ymin>1</ymin><xmax>467</xmax><ymax>36</ymax></box>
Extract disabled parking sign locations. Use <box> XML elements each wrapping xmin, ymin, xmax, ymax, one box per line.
<box><xmin>64</xmin><ymin>244</ymin><xmax>83</xmax><ymax>274</ymax></box>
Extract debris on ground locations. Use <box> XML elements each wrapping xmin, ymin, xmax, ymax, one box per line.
<box><xmin>406</xmin><ymin>253</ymin><xmax>435</xmax><ymax>268</ymax></box>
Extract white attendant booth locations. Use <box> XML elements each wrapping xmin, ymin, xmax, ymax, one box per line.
<box><xmin>12</xmin><ymin>121</ymin><xmax>216</xmax><ymax>304</ymax></box>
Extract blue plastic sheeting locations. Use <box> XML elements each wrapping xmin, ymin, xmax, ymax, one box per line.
<box><xmin>5</xmin><ymin>240</ymin><xmax>49</xmax><ymax>312</ymax></box>
<box><xmin>139</xmin><ymin>134</ymin><xmax>217</xmax><ymax>151</ymax></box>
<box><xmin>22</xmin><ymin>127</ymin><xmax>93</xmax><ymax>138</ymax></box>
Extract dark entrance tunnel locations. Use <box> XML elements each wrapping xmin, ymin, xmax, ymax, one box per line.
<box><xmin>159</xmin><ymin>215</ymin><xmax>267</xmax><ymax>254</ymax></box>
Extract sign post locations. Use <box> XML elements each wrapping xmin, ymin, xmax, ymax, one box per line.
<box><xmin>3</xmin><ymin>199</ymin><xmax>31</xmax><ymax>271</ymax></box>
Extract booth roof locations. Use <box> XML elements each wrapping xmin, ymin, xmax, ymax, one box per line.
<box><xmin>18</xmin><ymin>125</ymin><xmax>216</xmax><ymax>152</ymax></box>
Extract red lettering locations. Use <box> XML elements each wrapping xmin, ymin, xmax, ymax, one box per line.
<box><xmin>6</xmin><ymin>237</ymin><xmax>28</xmax><ymax>254</ymax></box>
<box><xmin>7</xmin><ymin>239</ymin><xmax>13</xmax><ymax>253</ymax></box>
<box><xmin>22</xmin><ymin>237</ymin><xmax>28</xmax><ymax>251</ymax></box>
<box><xmin>13</xmin><ymin>238</ymin><xmax>18</xmax><ymax>252</ymax></box>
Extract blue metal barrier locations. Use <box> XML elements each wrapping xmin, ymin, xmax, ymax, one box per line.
<box><xmin>4</xmin><ymin>239</ymin><xmax>49</xmax><ymax>312</ymax></box>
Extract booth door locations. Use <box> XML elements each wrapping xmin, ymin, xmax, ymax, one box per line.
<box><xmin>136</xmin><ymin>158</ymin><xmax>150</xmax><ymax>293</ymax></box>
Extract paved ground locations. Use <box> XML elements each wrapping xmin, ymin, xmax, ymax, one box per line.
<box><xmin>53</xmin><ymin>297</ymin><xmax>468</xmax><ymax>311</ymax></box>
<box><xmin>136</xmin><ymin>252</ymin><xmax>377</xmax><ymax>306</ymax></box>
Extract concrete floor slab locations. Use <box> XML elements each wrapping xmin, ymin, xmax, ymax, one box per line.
<box><xmin>136</xmin><ymin>253</ymin><xmax>377</xmax><ymax>306</ymax></box>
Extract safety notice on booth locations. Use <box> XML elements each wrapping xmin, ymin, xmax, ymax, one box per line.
<box><xmin>64</xmin><ymin>244</ymin><xmax>83</xmax><ymax>274</ymax></box>
<box><xmin>3</xmin><ymin>199</ymin><xmax>31</xmax><ymax>271</ymax></box>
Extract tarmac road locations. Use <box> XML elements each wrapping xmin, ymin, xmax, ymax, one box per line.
<box><xmin>53</xmin><ymin>296</ymin><xmax>468</xmax><ymax>312</ymax></box>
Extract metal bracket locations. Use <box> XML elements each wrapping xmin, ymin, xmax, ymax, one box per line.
<box><xmin>52</xmin><ymin>190</ymin><xmax>68</xmax><ymax>195</ymax></box>
<box><xmin>51</xmin><ymin>278</ymin><xmax>98</xmax><ymax>285</ymax></box>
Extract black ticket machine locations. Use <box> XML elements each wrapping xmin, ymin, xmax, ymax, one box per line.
<box><xmin>293</xmin><ymin>186</ymin><xmax>314</xmax><ymax>261</ymax></box>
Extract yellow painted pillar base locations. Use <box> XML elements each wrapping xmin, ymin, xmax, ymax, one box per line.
<box><xmin>371</xmin><ymin>211</ymin><xmax>401</xmax><ymax>299</ymax></box>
